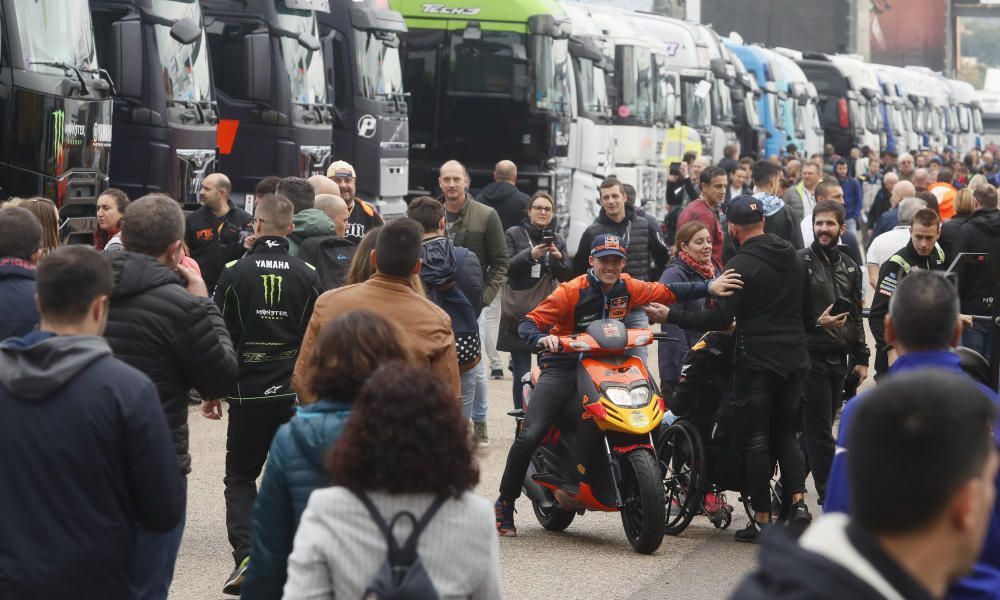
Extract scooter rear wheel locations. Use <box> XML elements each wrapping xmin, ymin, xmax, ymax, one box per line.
<box><xmin>619</xmin><ymin>449</ymin><xmax>666</xmax><ymax>554</ymax></box>
<box><xmin>532</xmin><ymin>501</ymin><xmax>576</xmax><ymax>532</ymax></box>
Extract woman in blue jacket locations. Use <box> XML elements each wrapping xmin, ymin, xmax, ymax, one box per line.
<box><xmin>657</xmin><ymin>221</ymin><xmax>721</xmax><ymax>396</ymax></box>
<box><xmin>240</xmin><ymin>310</ymin><xmax>410</xmax><ymax>599</ymax></box>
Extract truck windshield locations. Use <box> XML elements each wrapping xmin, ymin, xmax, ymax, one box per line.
<box><xmin>712</xmin><ymin>79</ymin><xmax>733</xmax><ymax>123</ymax></box>
<box><xmin>576</xmin><ymin>55</ymin><xmax>609</xmax><ymax>117</ymax></box>
<box><xmin>532</xmin><ymin>35</ymin><xmax>571</xmax><ymax>115</ymax></box>
<box><xmin>616</xmin><ymin>45</ymin><xmax>653</xmax><ymax>125</ymax></box>
<box><xmin>653</xmin><ymin>57</ymin><xmax>675</xmax><ymax>124</ymax></box>
<box><xmin>866</xmin><ymin>98</ymin><xmax>881</xmax><ymax>133</ymax></box>
<box><xmin>152</xmin><ymin>0</ymin><xmax>213</xmax><ymax>104</ymax></box>
<box><xmin>355</xmin><ymin>29</ymin><xmax>404</xmax><ymax>100</ymax></box>
<box><xmin>958</xmin><ymin>105</ymin><xmax>971</xmax><ymax>133</ymax></box>
<box><xmin>448</xmin><ymin>31</ymin><xmax>527</xmax><ymax>97</ymax></box>
<box><xmin>681</xmin><ymin>79</ymin><xmax>710</xmax><ymax>130</ymax></box>
<box><xmin>275</xmin><ymin>4</ymin><xmax>327</xmax><ymax>113</ymax></box>
<box><xmin>974</xmin><ymin>107</ymin><xmax>984</xmax><ymax>134</ymax></box>
<box><xmin>14</xmin><ymin>0</ymin><xmax>99</xmax><ymax>75</ymax></box>
<box><xmin>745</xmin><ymin>89</ymin><xmax>761</xmax><ymax>128</ymax></box>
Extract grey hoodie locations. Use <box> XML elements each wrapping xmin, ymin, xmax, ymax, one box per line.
<box><xmin>0</xmin><ymin>332</ymin><xmax>110</xmax><ymax>400</ymax></box>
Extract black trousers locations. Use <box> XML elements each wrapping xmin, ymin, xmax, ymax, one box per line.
<box><xmin>733</xmin><ymin>366</ymin><xmax>807</xmax><ymax>514</ymax></box>
<box><xmin>800</xmin><ymin>354</ymin><xmax>849</xmax><ymax>505</ymax></box>
<box><xmin>224</xmin><ymin>401</ymin><xmax>295</xmax><ymax>564</ymax></box>
<box><xmin>499</xmin><ymin>364</ymin><xmax>578</xmax><ymax>500</ymax></box>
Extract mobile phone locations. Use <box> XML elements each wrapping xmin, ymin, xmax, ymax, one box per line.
<box><xmin>669</xmin><ymin>162</ymin><xmax>682</xmax><ymax>176</ymax></box>
<box><xmin>541</xmin><ymin>232</ymin><xmax>555</xmax><ymax>245</ymax></box>
<box><xmin>831</xmin><ymin>297</ymin><xmax>853</xmax><ymax>316</ymax></box>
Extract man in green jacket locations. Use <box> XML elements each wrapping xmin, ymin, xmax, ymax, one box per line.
<box><xmin>438</xmin><ymin>159</ymin><xmax>509</xmax><ymax>446</ymax></box>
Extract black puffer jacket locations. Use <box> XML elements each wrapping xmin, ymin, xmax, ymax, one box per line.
<box><xmin>104</xmin><ymin>252</ymin><xmax>239</xmax><ymax>473</ymax></box>
<box><xmin>953</xmin><ymin>207</ymin><xmax>1000</xmax><ymax>317</ymax></box>
<box><xmin>475</xmin><ymin>181</ymin><xmax>530</xmax><ymax>231</ymax></box>
<box><xmin>573</xmin><ymin>207</ymin><xmax>669</xmax><ymax>281</ymax></box>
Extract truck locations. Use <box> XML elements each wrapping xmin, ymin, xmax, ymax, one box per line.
<box><xmin>1</xmin><ymin>0</ymin><xmax>114</xmax><ymax>242</ymax></box>
<box><xmin>725</xmin><ymin>40</ymin><xmax>786</xmax><ymax>159</ymax></box>
<box><xmin>318</xmin><ymin>0</ymin><xmax>409</xmax><ymax>216</ymax></box>
<box><xmin>202</xmin><ymin>0</ymin><xmax>334</xmax><ymax>202</ymax></box>
<box><xmin>91</xmin><ymin>0</ymin><xmax>218</xmax><ymax>210</ymax></box>
<box><xmin>724</xmin><ymin>44</ymin><xmax>765</xmax><ymax>159</ymax></box>
<box><xmin>769</xmin><ymin>47</ymin><xmax>824</xmax><ymax>158</ymax></box>
<box><xmin>795</xmin><ymin>52</ymin><xmax>878</xmax><ymax>157</ymax></box>
<box><xmin>391</xmin><ymin>0</ymin><xmax>572</xmax><ymax>207</ymax></box>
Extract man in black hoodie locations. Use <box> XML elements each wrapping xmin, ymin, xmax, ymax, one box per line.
<box><xmin>476</xmin><ymin>160</ymin><xmax>531</xmax><ymax>231</ymax></box>
<box><xmin>645</xmin><ymin>194</ymin><xmax>814</xmax><ymax>542</ymax></box>
<box><xmin>953</xmin><ymin>184</ymin><xmax>1000</xmax><ymax>361</ymax></box>
<box><xmin>104</xmin><ymin>194</ymin><xmax>238</xmax><ymax>598</ymax></box>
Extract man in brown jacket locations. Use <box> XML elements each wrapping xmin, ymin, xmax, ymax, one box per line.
<box><xmin>291</xmin><ymin>218</ymin><xmax>459</xmax><ymax>402</ymax></box>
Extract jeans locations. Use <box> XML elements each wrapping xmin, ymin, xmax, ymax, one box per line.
<box><xmin>460</xmin><ymin>361</ymin><xmax>489</xmax><ymax>422</ymax></box>
<box><xmin>734</xmin><ymin>366</ymin><xmax>807</xmax><ymax>513</ymax></box>
<box><xmin>623</xmin><ymin>307</ymin><xmax>650</xmax><ymax>363</ymax></box>
<box><xmin>962</xmin><ymin>321</ymin><xmax>994</xmax><ymax>363</ymax></box>
<box><xmin>800</xmin><ymin>355</ymin><xmax>848</xmax><ymax>505</ymax></box>
<box><xmin>225</xmin><ymin>401</ymin><xmax>295</xmax><ymax>565</ymax></box>
<box><xmin>499</xmin><ymin>363</ymin><xmax>578</xmax><ymax>500</ymax></box>
<box><xmin>510</xmin><ymin>350</ymin><xmax>533</xmax><ymax>410</ymax></box>
<box><xmin>133</xmin><ymin>474</ymin><xmax>187</xmax><ymax>600</ymax></box>
<box><xmin>480</xmin><ymin>296</ymin><xmax>503</xmax><ymax>371</ymax></box>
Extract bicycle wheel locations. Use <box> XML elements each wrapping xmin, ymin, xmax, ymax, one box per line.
<box><xmin>657</xmin><ymin>419</ymin><xmax>706</xmax><ymax>536</ymax></box>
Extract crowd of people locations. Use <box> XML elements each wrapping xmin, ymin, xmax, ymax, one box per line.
<box><xmin>0</xmin><ymin>139</ymin><xmax>998</xmax><ymax>600</ymax></box>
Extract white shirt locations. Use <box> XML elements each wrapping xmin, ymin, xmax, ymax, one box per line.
<box><xmin>866</xmin><ymin>227</ymin><xmax>911</xmax><ymax>267</ymax></box>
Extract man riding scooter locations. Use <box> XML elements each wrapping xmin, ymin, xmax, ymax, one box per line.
<box><xmin>495</xmin><ymin>234</ymin><xmax>743</xmax><ymax>536</ymax></box>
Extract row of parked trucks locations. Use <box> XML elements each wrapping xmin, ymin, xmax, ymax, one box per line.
<box><xmin>0</xmin><ymin>0</ymin><xmax>987</xmax><ymax>248</ymax></box>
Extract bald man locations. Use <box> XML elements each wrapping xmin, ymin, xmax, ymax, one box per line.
<box><xmin>314</xmin><ymin>193</ymin><xmax>349</xmax><ymax>238</ymax></box>
<box><xmin>870</xmin><ymin>179</ymin><xmax>917</xmax><ymax>239</ymax></box>
<box><xmin>307</xmin><ymin>175</ymin><xmax>340</xmax><ymax>198</ymax></box>
<box><xmin>186</xmin><ymin>172</ymin><xmax>253</xmax><ymax>291</ymax></box>
<box><xmin>475</xmin><ymin>159</ymin><xmax>530</xmax><ymax>231</ymax></box>
<box><xmin>912</xmin><ymin>167</ymin><xmax>929</xmax><ymax>192</ymax></box>
<box><xmin>866</xmin><ymin>171</ymin><xmax>898</xmax><ymax>241</ymax></box>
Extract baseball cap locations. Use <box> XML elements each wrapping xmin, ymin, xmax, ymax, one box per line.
<box><xmin>327</xmin><ymin>160</ymin><xmax>356</xmax><ymax>179</ymax></box>
<box><xmin>590</xmin><ymin>234</ymin><xmax>627</xmax><ymax>259</ymax></box>
<box><xmin>726</xmin><ymin>194</ymin><xmax>764</xmax><ymax>225</ymax></box>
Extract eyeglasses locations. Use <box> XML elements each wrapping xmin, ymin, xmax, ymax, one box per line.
<box><xmin>531</xmin><ymin>205</ymin><xmax>552</xmax><ymax>212</ymax></box>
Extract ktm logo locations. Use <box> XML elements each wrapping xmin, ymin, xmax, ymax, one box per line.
<box><xmin>195</xmin><ymin>228</ymin><xmax>214</xmax><ymax>241</ymax></box>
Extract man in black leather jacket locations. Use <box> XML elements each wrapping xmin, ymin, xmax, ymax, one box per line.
<box><xmin>799</xmin><ymin>200</ymin><xmax>869</xmax><ymax>506</ymax></box>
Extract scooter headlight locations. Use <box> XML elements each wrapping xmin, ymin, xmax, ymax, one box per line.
<box><xmin>605</xmin><ymin>387</ymin><xmax>632</xmax><ymax>407</ymax></box>
<box><xmin>630</xmin><ymin>386</ymin><xmax>650</xmax><ymax>407</ymax></box>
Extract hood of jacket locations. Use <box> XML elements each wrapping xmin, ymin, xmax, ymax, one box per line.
<box><xmin>0</xmin><ymin>331</ymin><xmax>111</xmax><ymax>399</ymax></box>
<box><xmin>738</xmin><ymin>233</ymin><xmax>798</xmax><ymax>271</ymax></box>
<box><xmin>290</xmin><ymin>209</ymin><xmax>334</xmax><ymax>243</ymax></box>
<box><xmin>289</xmin><ymin>399</ymin><xmax>353</xmax><ymax>472</ymax></box>
<box><xmin>597</xmin><ymin>205</ymin><xmax>635</xmax><ymax>226</ymax></box>
<box><xmin>0</xmin><ymin>256</ymin><xmax>37</xmax><ymax>281</ymax></box>
<box><xmin>108</xmin><ymin>251</ymin><xmax>184</xmax><ymax>299</ymax></box>
<box><xmin>477</xmin><ymin>181</ymin><xmax>519</xmax><ymax>205</ymax></box>
<box><xmin>752</xmin><ymin>191</ymin><xmax>787</xmax><ymax>217</ymax></box>
<box><xmin>969</xmin><ymin>207</ymin><xmax>1000</xmax><ymax>236</ymax></box>
<box><xmin>420</xmin><ymin>235</ymin><xmax>458</xmax><ymax>287</ymax></box>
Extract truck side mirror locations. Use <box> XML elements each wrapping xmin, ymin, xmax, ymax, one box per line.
<box><xmin>710</xmin><ymin>58</ymin><xmax>727</xmax><ymax>80</ymax></box>
<box><xmin>322</xmin><ymin>33</ymin><xmax>336</xmax><ymax>105</ymax></box>
<box><xmin>244</xmin><ymin>32</ymin><xmax>272</xmax><ymax>104</ymax></box>
<box><xmin>297</xmin><ymin>32</ymin><xmax>320</xmax><ymax>52</ymax></box>
<box><xmin>112</xmin><ymin>18</ymin><xmax>143</xmax><ymax>101</ymax></box>
<box><xmin>798</xmin><ymin>94</ymin><xmax>808</xmax><ymax>107</ymax></box>
<box><xmin>170</xmin><ymin>17</ymin><xmax>202</xmax><ymax>45</ymax></box>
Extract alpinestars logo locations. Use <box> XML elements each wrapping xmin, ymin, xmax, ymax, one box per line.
<box><xmin>261</xmin><ymin>274</ymin><xmax>283</xmax><ymax>306</ymax></box>
<box><xmin>264</xmin><ymin>385</ymin><xmax>283</xmax><ymax>395</ymax></box>
<box><xmin>421</xmin><ymin>4</ymin><xmax>481</xmax><ymax>15</ymax></box>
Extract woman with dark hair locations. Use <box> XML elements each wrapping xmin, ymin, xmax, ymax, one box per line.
<box><xmin>283</xmin><ymin>364</ymin><xmax>501</xmax><ymax>599</ymax></box>
<box><xmin>241</xmin><ymin>311</ymin><xmax>411</xmax><ymax>599</ymax></box>
<box><xmin>657</xmin><ymin>221</ymin><xmax>721</xmax><ymax>396</ymax></box>
<box><xmin>94</xmin><ymin>188</ymin><xmax>130</xmax><ymax>251</ymax></box>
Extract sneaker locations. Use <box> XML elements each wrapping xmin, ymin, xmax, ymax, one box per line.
<box><xmin>734</xmin><ymin>520</ymin><xmax>767</xmax><ymax>544</ymax></box>
<box><xmin>222</xmin><ymin>556</ymin><xmax>249</xmax><ymax>595</ymax></box>
<box><xmin>490</xmin><ymin>369</ymin><xmax>504</xmax><ymax>380</ymax></box>
<box><xmin>788</xmin><ymin>499</ymin><xmax>813</xmax><ymax>527</ymax></box>
<box><xmin>474</xmin><ymin>421</ymin><xmax>490</xmax><ymax>447</ymax></box>
<box><xmin>494</xmin><ymin>496</ymin><xmax>517</xmax><ymax>536</ymax></box>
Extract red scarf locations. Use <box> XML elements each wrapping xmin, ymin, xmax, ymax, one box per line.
<box><xmin>679</xmin><ymin>250</ymin><xmax>717</xmax><ymax>281</ymax></box>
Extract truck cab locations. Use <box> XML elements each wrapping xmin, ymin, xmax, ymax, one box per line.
<box><xmin>725</xmin><ymin>40</ymin><xmax>785</xmax><ymax>159</ymax></box>
<box><xmin>0</xmin><ymin>0</ymin><xmax>114</xmax><ymax>242</ymax></box>
<box><xmin>944</xmin><ymin>77</ymin><xmax>980</xmax><ymax>154</ymax></box>
<box><xmin>319</xmin><ymin>0</ymin><xmax>409</xmax><ymax>217</ymax></box>
<box><xmin>770</xmin><ymin>48</ymin><xmax>822</xmax><ymax>158</ymax></box>
<box><xmin>725</xmin><ymin>46</ymin><xmax>764</xmax><ymax>159</ymax></box>
<box><xmin>202</xmin><ymin>0</ymin><xmax>334</xmax><ymax>202</ymax></box>
<box><xmin>829</xmin><ymin>54</ymin><xmax>883</xmax><ymax>155</ymax></box>
<box><xmin>872</xmin><ymin>64</ymin><xmax>914</xmax><ymax>154</ymax></box>
<box><xmin>91</xmin><ymin>0</ymin><xmax>218</xmax><ymax>210</ymax></box>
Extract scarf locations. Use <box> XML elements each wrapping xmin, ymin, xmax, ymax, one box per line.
<box><xmin>679</xmin><ymin>250</ymin><xmax>717</xmax><ymax>281</ymax></box>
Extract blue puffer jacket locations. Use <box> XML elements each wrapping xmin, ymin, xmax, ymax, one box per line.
<box><xmin>657</xmin><ymin>256</ymin><xmax>718</xmax><ymax>390</ymax></box>
<box><xmin>241</xmin><ymin>399</ymin><xmax>352</xmax><ymax>600</ymax></box>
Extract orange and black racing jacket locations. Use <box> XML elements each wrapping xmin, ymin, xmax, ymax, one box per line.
<box><xmin>518</xmin><ymin>270</ymin><xmax>712</xmax><ymax>357</ymax></box>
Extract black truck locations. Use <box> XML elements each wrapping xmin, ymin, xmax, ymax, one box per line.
<box><xmin>91</xmin><ymin>0</ymin><xmax>218</xmax><ymax>210</ymax></box>
<box><xmin>0</xmin><ymin>0</ymin><xmax>114</xmax><ymax>242</ymax></box>
<box><xmin>202</xmin><ymin>0</ymin><xmax>333</xmax><ymax>203</ymax></box>
<box><xmin>319</xmin><ymin>0</ymin><xmax>409</xmax><ymax>217</ymax></box>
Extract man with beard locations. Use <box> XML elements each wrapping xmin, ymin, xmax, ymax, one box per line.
<box><xmin>798</xmin><ymin>200</ymin><xmax>869</xmax><ymax>507</ymax></box>
<box><xmin>326</xmin><ymin>160</ymin><xmax>384</xmax><ymax>244</ymax></box>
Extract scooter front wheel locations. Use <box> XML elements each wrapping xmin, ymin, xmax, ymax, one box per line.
<box><xmin>619</xmin><ymin>449</ymin><xmax>666</xmax><ymax>554</ymax></box>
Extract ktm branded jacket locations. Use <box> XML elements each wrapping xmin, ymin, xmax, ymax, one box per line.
<box><xmin>215</xmin><ymin>236</ymin><xmax>321</xmax><ymax>403</ymax></box>
<box><xmin>518</xmin><ymin>271</ymin><xmax>712</xmax><ymax>350</ymax></box>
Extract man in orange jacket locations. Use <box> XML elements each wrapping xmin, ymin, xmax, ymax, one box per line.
<box><xmin>928</xmin><ymin>167</ymin><xmax>958</xmax><ymax>220</ymax></box>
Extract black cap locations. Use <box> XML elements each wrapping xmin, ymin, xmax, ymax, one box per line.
<box><xmin>726</xmin><ymin>194</ymin><xmax>765</xmax><ymax>225</ymax></box>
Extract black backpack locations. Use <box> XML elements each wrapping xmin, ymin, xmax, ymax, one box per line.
<box><xmin>351</xmin><ymin>489</ymin><xmax>447</xmax><ymax>600</ymax></box>
<box><xmin>298</xmin><ymin>235</ymin><xmax>358</xmax><ymax>291</ymax></box>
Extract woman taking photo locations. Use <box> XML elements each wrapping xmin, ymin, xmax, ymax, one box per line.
<box><xmin>94</xmin><ymin>188</ymin><xmax>129</xmax><ymax>251</ymax></box>
<box><xmin>498</xmin><ymin>191</ymin><xmax>574</xmax><ymax>409</ymax></box>
<box><xmin>241</xmin><ymin>311</ymin><xmax>411</xmax><ymax>599</ymax></box>
<box><xmin>657</xmin><ymin>221</ymin><xmax>721</xmax><ymax>395</ymax></box>
<box><xmin>283</xmin><ymin>364</ymin><xmax>502</xmax><ymax>599</ymax></box>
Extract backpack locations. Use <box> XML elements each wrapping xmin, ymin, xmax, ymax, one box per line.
<box><xmin>351</xmin><ymin>489</ymin><xmax>447</xmax><ymax>600</ymax></box>
<box><xmin>425</xmin><ymin>249</ymin><xmax>482</xmax><ymax>370</ymax></box>
<box><xmin>298</xmin><ymin>235</ymin><xmax>358</xmax><ymax>291</ymax></box>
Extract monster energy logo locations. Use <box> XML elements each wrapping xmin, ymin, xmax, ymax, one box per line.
<box><xmin>261</xmin><ymin>274</ymin><xmax>283</xmax><ymax>306</ymax></box>
<box><xmin>52</xmin><ymin>110</ymin><xmax>64</xmax><ymax>155</ymax></box>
